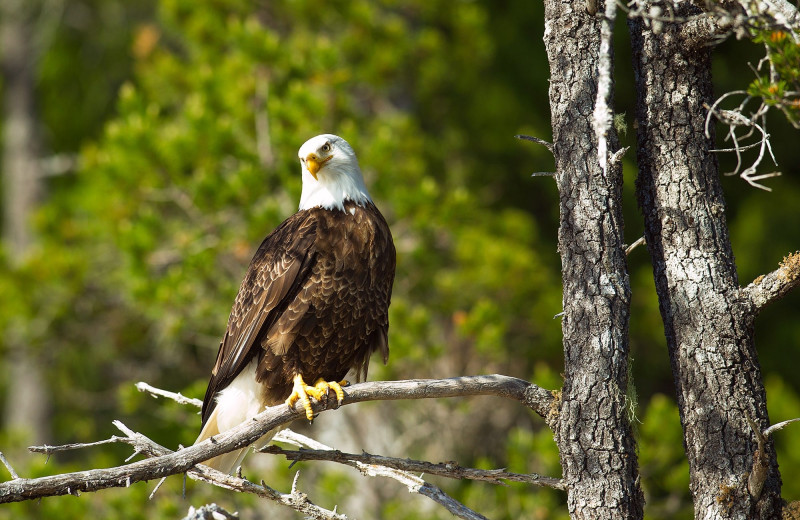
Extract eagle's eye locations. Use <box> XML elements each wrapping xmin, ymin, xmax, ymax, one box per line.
<box><xmin>321</xmin><ymin>142</ymin><xmax>331</xmax><ymax>153</ymax></box>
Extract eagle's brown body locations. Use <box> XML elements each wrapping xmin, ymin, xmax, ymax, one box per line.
<box><xmin>201</xmin><ymin>200</ymin><xmax>395</xmax><ymax>428</ymax></box>
<box><xmin>196</xmin><ymin>133</ymin><xmax>393</xmax><ymax>473</ymax></box>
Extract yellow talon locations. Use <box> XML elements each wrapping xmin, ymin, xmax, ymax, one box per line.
<box><xmin>285</xmin><ymin>375</ymin><xmax>349</xmax><ymax>421</ymax></box>
<box><xmin>311</xmin><ymin>378</ymin><xmax>345</xmax><ymax>405</ymax></box>
<box><xmin>286</xmin><ymin>374</ymin><xmax>315</xmax><ymax>421</ymax></box>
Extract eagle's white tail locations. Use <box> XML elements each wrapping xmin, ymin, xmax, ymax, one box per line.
<box><xmin>194</xmin><ymin>360</ymin><xmax>276</xmax><ymax>474</ymax></box>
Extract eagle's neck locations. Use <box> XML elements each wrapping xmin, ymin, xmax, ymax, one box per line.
<box><xmin>298</xmin><ymin>166</ymin><xmax>372</xmax><ymax>212</ymax></box>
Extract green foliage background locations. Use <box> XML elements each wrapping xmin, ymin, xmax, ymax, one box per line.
<box><xmin>1</xmin><ymin>1</ymin><xmax>799</xmax><ymax>518</ymax></box>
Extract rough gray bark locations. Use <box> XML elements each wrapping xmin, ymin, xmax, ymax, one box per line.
<box><xmin>543</xmin><ymin>1</ymin><xmax>644</xmax><ymax>518</ymax></box>
<box><xmin>1</xmin><ymin>0</ymin><xmax>51</xmax><ymax>442</ymax></box>
<box><xmin>630</xmin><ymin>3</ymin><xmax>782</xmax><ymax>518</ymax></box>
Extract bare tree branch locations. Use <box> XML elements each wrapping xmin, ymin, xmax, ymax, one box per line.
<box><xmin>328</xmin><ymin>375</ymin><xmax>556</xmax><ymax>418</ymax></box>
<box><xmin>29</xmin><ymin>411</ymin><xmax>491</xmax><ymax>519</ymax></box>
<box><xmin>107</xmin><ymin>420</ymin><xmax>349</xmax><ymax>519</ymax></box>
<box><xmin>515</xmin><ymin>134</ymin><xmax>554</xmax><ymax>154</ymax></box>
<box><xmin>137</xmin><ymin>374</ymin><xmax>554</xmax><ymax>418</ymax></box>
<box><xmin>0</xmin><ymin>453</ymin><xmax>19</xmax><ymax>480</ymax></box>
<box><xmin>272</xmin><ymin>428</ymin><xmax>492</xmax><ymax>520</ymax></box>
<box><xmin>261</xmin><ymin>445</ymin><xmax>565</xmax><ymax>490</ymax></box>
<box><xmin>745</xmin><ymin>411</ymin><xmax>770</xmax><ymax>499</ymax></box>
<box><xmin>704</xmin><ymin>92</ymin><xmax>780</xmax><ymax>191</ymax></box>
<box><xmin>764</xmin><ymin>417</ymin><xmax>800</xmax><ymax>438</ymax></box>
<box><xmin>275</xmin><ymin>429</ymin><xmax>563</xmax><ymax>490</ymax></box>
<box><xmin>742</xmin><ymin>251</ymin><xmax>800</xmax><ymax>314</ymax></box>
<box><xmin>136</xmin><ymin>381</ymin><xmax>204</xmax><ymax>408</ymax></box>
<box><xmin>362</xmin><ymin>465</ymin><xmax>489</xmax><ymax>520</ymax></box>
<box><xmin>29</xmin><ymin>436</ymin><xmax>141</xmax><ymax>459</ymax></box>
<box><xmin>625</xmin><ymin>236</ymin><xmax>646</xmax><ymax>256</ymax></box>
<box><xmin>0</xmin><ymin>375</ymin><xmax>555</xmax><ymax>508</ymax></box>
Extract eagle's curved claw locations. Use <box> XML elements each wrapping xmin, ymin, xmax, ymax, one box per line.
<box><xmin>310</xmin><ymin>378</ymin><xmax>345</xmax><ymax>406</ymax></box>
<box><xmin>286</xmin><ymin>374</ymin><xmax>316</xmax><ymax>421</ymax></box>
<box><xmin>286</xmin><ymin>374</ymin><xmax>348</xmax><ymax>421</ymax></box>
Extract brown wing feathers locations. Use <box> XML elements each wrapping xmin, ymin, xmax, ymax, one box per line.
<box><xmin>200</xmin><ymin>213</ymin><xmax>318</xmax><ymax>424</ymax></box>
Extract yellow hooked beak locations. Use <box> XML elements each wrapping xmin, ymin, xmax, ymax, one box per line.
<box><xmin>305</xmin><ymin>153</ymin><xmax>333</xmax><ymax>180</ymax></box>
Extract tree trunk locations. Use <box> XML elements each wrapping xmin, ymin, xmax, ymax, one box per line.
<box><xmin>543</xmin><ymin>1</ymin><xmax>644</xmax><ymax>518</ymax></box>
<box><xmin>630</xmin><ymin>4</ymin><xmax>782</xmax><ymax>518</ymax></box>
<box><xmin>1</xmin><ymin>0</ymin><xmax>51</xmax><ymax>443</ymax></box>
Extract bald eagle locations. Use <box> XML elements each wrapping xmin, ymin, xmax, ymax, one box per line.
<box><xmin>196</xmin><ymin>134</ymin><xmax>396</xmax><ymax>473</ymax></box>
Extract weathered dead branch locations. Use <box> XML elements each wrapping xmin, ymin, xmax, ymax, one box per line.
<box><xmin>743</xmin><ymin>251</ymin><xmax>800</xmax><ymax>313</ymax></box>
<box><xmin>1</xmin><ymin>375</ymin><xmax>557</xmax><ymax>519</ymax></box>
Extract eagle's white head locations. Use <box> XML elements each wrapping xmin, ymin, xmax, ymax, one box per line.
<box><xmin>298</xmin><ymin>134</ymin><xmax>372</xmax><ymax>211</ymax></box>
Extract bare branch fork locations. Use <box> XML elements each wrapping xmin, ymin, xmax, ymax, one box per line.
<box><xmin>0</xmin><ymin>374</ymin><xmax>559</xmax><ymax>516</ymax></box>
<box><xmin>703</xmin><ymin>91</ymin><xmax>780</xmax><ymax>191</ymax></box>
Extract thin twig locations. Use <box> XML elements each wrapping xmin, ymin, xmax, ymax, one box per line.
<box><xmin>620</xmin><ymin>0</ymin><xmax>800</xmax><ymax>42</ymax></box>
<box><xmin>0</xmin><ymin>453</ymin><xmax>20</xmax><ymax>480</ymax></box>
<box><xmin>625</xmin><ymin>236</ymin><xmax>646</xmax><ymax>256</ymax></box>
<box><xmin>149</xmin><ymin>476</ymin><xmax>168</xmax><ymax>500</ymax></box>
<box><xmin>703</xmin><ymin>93</ymin><xmax>781</xmax><ymax>190</ymax></box>
<box><xmin>515</xmin><ymin>134</ymin><xmax>554</xmax><ymax>154</ymax></box>
<box><xmin>118</xmin><ymin>419</ymin><xmax>476</xmax><ymax>520</ymax></box>
<box><xmin>29</xmin><ymin>437</ymin><xmax>137</xmax><ymax>456</ymax></box>
<box><xmin>136</xmin><ymin>382</ymin><xmax>204</xmax><ymax>408</ymax></box>
<box><xmin>377</xmin><ymin>467</ymin><xmax>489</xmax><ymax>520</ymax></box>
<box><xmin>764</xmin><ymin>417</ymin><xmax>800</xmax><ymax>438</ymax></box>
